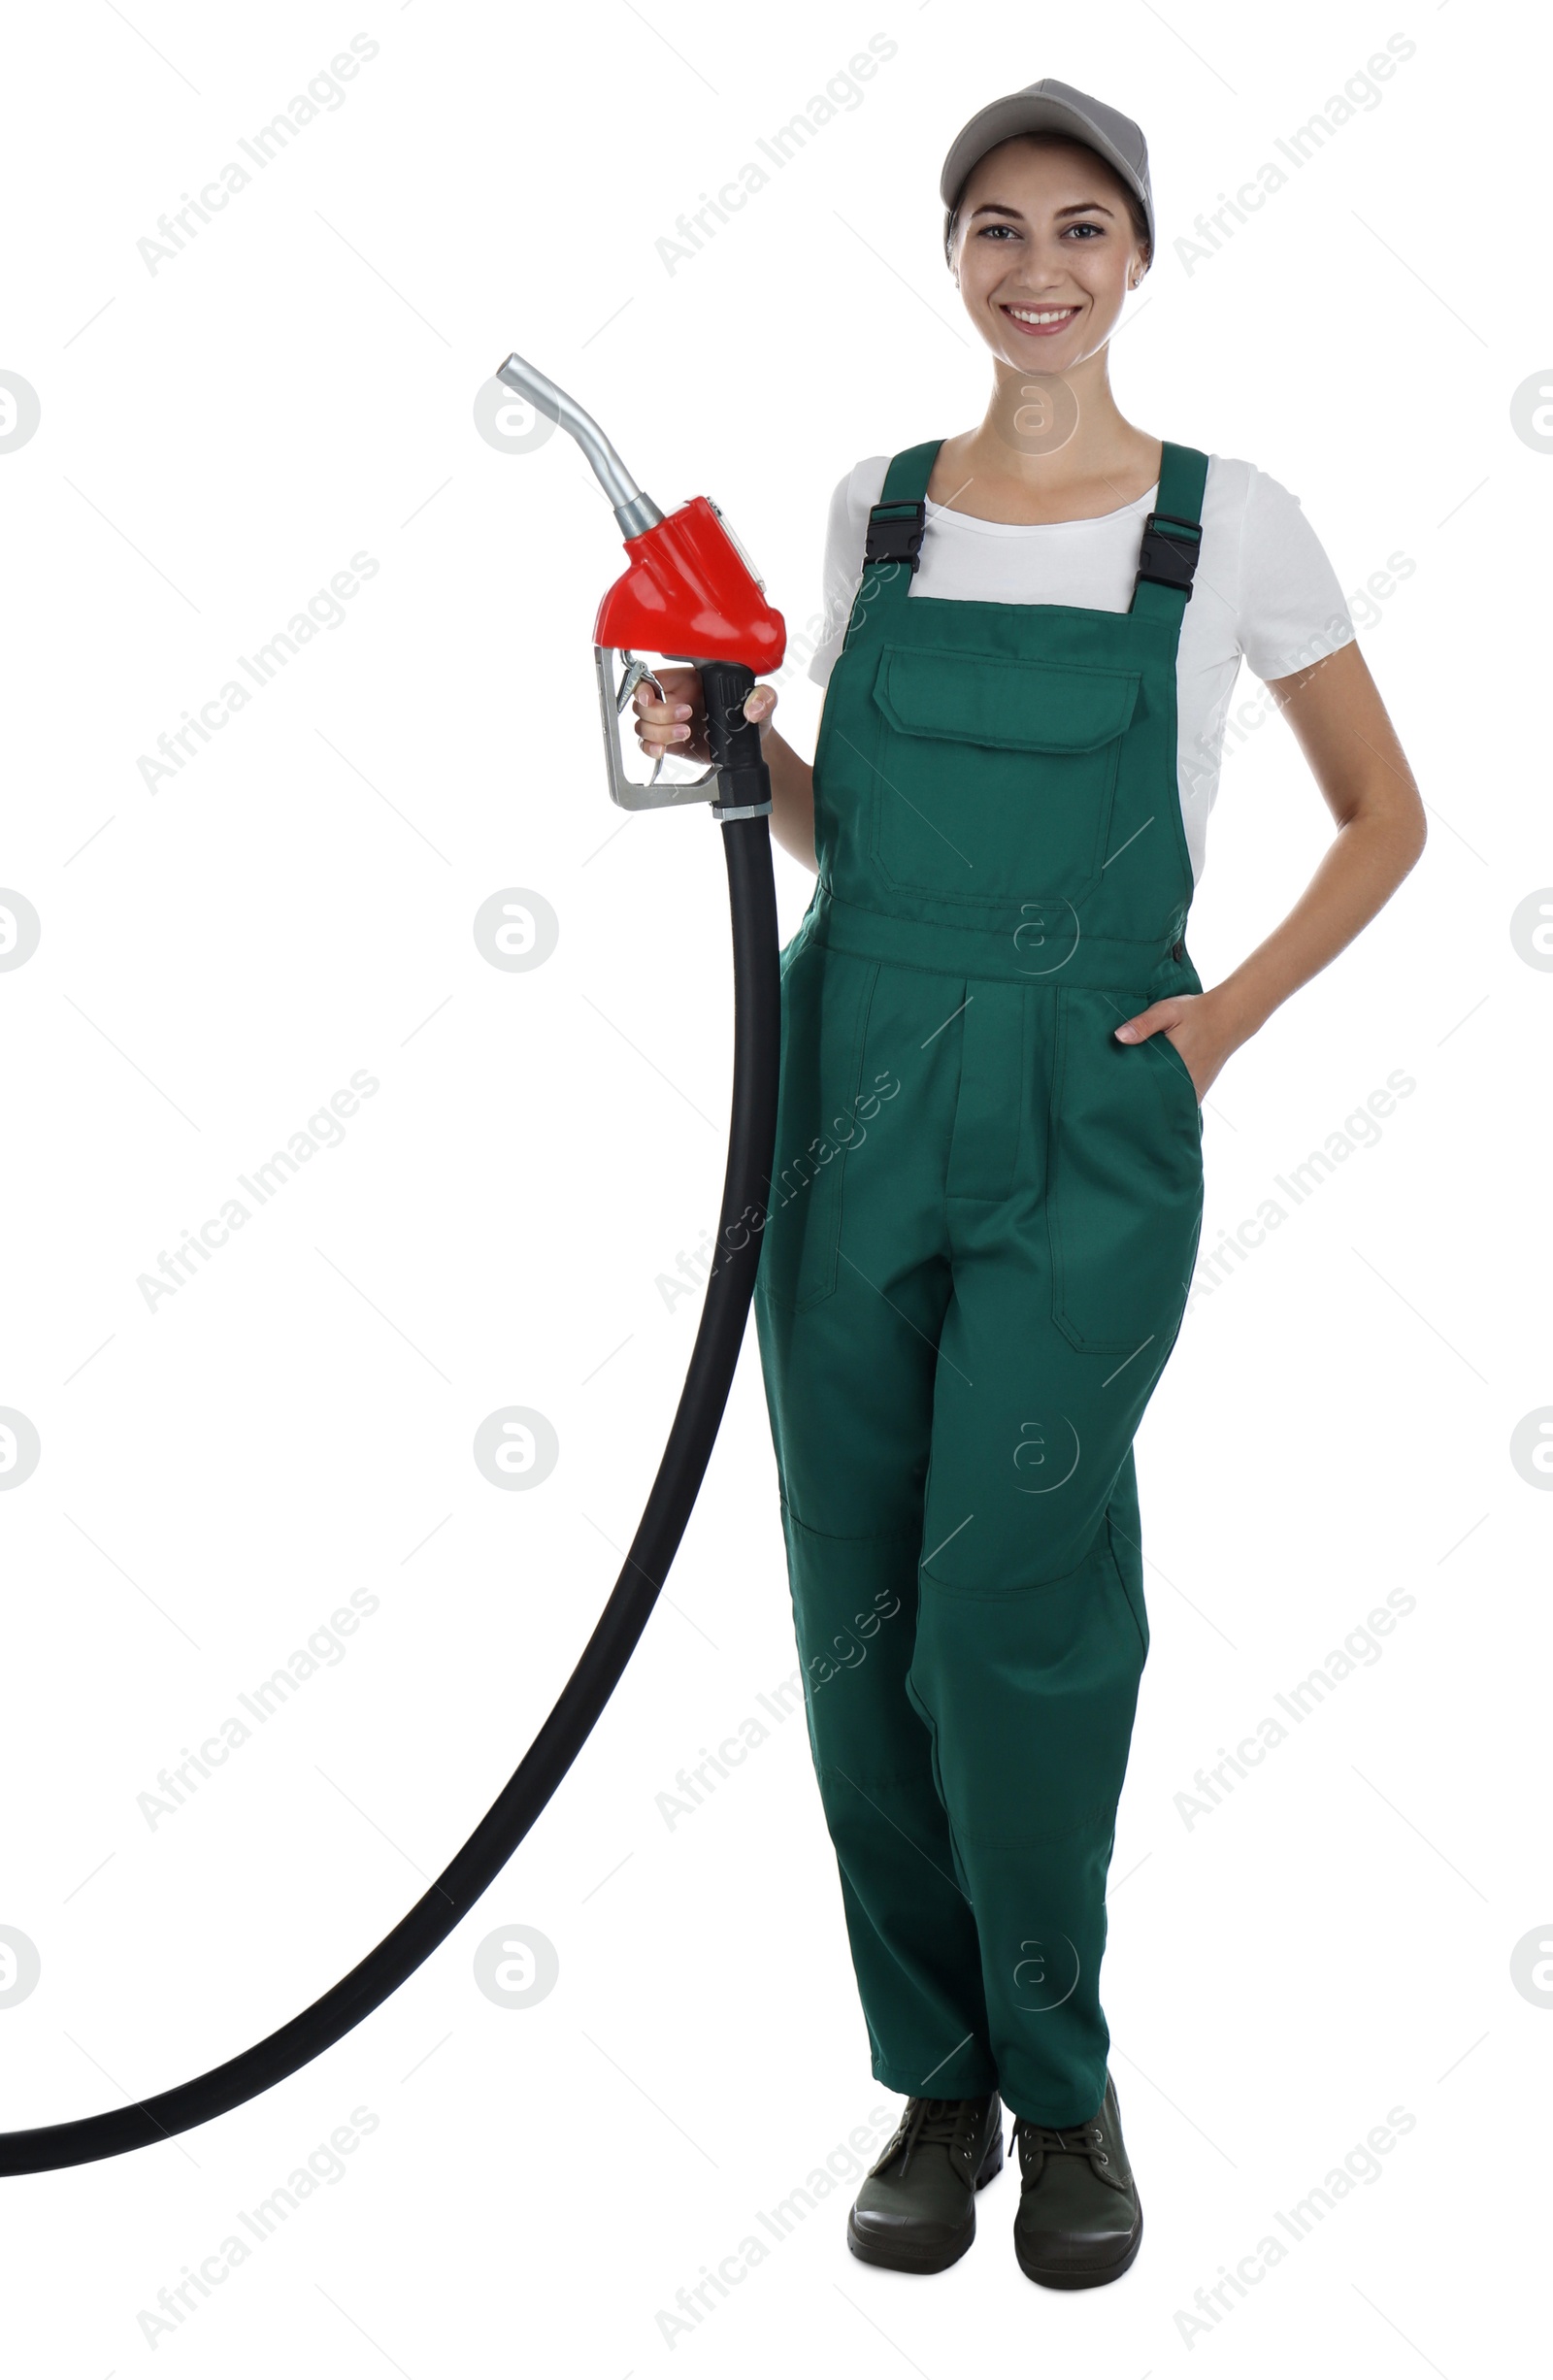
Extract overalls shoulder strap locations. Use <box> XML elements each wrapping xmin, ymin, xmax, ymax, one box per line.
<box><xmin>1128</xmin><ymin>442</ymin><xmax>1210</xmax><ymax>621</ymax></box>
<box><xmin>861</xmin><ymin>440</ymin><xmax>942</xmax><ymax>580</ymax></box>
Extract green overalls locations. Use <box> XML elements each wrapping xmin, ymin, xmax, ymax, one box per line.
<box><xmin>753</xmin><ymin>439</ymin><xmax>1209</xmax><ymax>2130</ymax></box>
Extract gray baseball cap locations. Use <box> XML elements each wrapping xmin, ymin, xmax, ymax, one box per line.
<box><xmin>940</xmin><ymin>78</ymin><xmax>1153</xmax><ymax>265</ymax></box>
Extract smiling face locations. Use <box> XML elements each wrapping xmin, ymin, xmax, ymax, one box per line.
<box><xmin>949</xmin><ymin>134</ymin><xmax>1149</xmax><ymax>373</ymax></box>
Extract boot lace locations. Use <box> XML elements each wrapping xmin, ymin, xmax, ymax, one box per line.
<box><xmin>1013</xmin><ymin>2112</ymin><xmax>1109</xmax><ymax>2167</ymax></box>
<box><xmin>890</xmin><ymin>2095</ymin><xmax>986</xmax><ymax>2178</ymax></box>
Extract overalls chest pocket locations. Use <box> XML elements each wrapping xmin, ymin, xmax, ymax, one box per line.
<box><xmin>867</xmin><ymin>645</ymin><xmax>1141</xmax><ymax>912</ymax></box>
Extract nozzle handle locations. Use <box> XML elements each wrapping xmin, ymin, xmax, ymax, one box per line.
<box><xmin>701</xmin><ymin>659</ymin><xmax>773</xmax><ymax>821</ymax></box>
<box><xmin>496</xmin><ymin>352</ymin><xmax>664</xmax><ymax>539</ymax></box>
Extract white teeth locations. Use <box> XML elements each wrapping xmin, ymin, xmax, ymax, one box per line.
<box><xmin>1005</xmin><ymin>305</ymin><xmax>1074</xmax><ymax>324</ymax></box>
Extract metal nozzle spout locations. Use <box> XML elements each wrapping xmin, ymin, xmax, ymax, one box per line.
<box><xmin>496</xmin><ymin>352</ymin><xmax>664</xmax><ymax>539</ymax></box>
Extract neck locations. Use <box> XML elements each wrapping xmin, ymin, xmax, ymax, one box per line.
<box><xmin>988</xmin><ymin>345</ymin><xmax>1140</xmax><ymax>474</ymax></box>
<box><xmin>928</xmin><ymin>347</ymin><xmax>1159</xmax><ymax>524</ymax></box>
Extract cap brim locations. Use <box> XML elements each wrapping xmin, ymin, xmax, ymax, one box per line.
<box><xmin>941</xmin><ymin>94</ymin><xmax>1148</xmax><ymax>239</ymax></box>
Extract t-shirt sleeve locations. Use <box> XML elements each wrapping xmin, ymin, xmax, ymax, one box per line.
<box><xmin>1236</xmin><ymin>464</ymin><xmax>1356</xmax><ymax>681</ymax></box>
<box><xmin>807</xmin><ymin>460</ymin><xmax>883</xmax><ymax>691</ymax></box>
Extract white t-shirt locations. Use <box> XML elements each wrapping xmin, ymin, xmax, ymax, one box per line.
<box><xmin>805</xmin><ymin>455</ymin><xmax>1356</xmax><ymax>884</ymax></box>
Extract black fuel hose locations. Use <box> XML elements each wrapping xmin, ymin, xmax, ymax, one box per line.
<box><xmin>0</xmin><ymin>678</ymin><xmax>779</xmax><ymax>2175</ymax></box>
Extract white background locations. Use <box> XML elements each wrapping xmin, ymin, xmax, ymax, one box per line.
<box><xmin>1</xmin><ymin>0</ymin><xmax>1548</xmax><ymax>2370</ymax></box>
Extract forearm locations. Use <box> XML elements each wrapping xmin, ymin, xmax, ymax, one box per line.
<box><xmin>758</xmin><ymin>720</ymin><xmax>817</xmax><ymax>874</ymax></box>
<box><xmin>1214</xmin><ymin>800</ymin><xmax>1425</xmax><ymax>1046</ymax></box>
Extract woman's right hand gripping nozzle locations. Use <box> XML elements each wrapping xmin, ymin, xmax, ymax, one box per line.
<box><xmin>632</xmin><ymin>669</ymin><xmax>776</xmax><ymax>770</ymax></box>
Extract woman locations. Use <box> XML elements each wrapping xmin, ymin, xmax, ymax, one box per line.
<box><xmin>634</xmin><ymin>77</ymin><xmax>1425</xmax><ymax>2291</ymax></box>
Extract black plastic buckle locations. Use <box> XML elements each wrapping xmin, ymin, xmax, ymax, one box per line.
<box><xmin>864</xmin><ymin>499</ymin><xmax>927</xmax><ymax>575</ymax></box>
<box><xmin>1136</xmin><ymin>510</ymin><xmax>1202</xmax><ymax>599</ymax></box>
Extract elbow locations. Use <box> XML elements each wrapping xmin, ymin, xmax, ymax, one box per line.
<box><xmin>1388</xmin><ymin>806</ymin><xmax>1428</xmax><ymax>892</ymax></box>
<box><xmin>1403</xmin><ymin>786</ymin><xmax>1428</xmax><ymax>872</ymax></box>
<box><xmin>1382</xmin><ymin>800</ymin><xmax>1427</xmax><ymax>883</ymax></box>
<box><xmin>1368</xmin><ymin>770</ymin><xmax>1428</xmax><ymax>874</ymax></box>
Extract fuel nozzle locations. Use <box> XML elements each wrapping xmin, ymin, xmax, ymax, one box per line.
<box><xmin>496</xmin><ymin>352</ymin><xmax>664</xmax><ymax>540</ymax></box>
<box><xmin>494</xmin><ymin>350</ymin><xmax>784</xmax><ymax>813</ymax></box>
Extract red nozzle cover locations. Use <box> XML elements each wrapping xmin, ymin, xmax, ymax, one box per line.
<box><xmin>594</xmin><ymin>496</ymin><xmax>786</xmax><ymax>670</ymax></box>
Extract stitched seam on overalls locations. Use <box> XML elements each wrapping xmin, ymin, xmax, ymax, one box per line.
<box><xmin>1105</xmin><ymin>1508</ymin><xmax>1148</xmax><ymax>1665</ymax></box>
<box><xmin>1013</xmin><ymin>985</ymin><xmax>1030</xmax><ymax>1198</ymax></box>
<box><xmin>936</xmin><ymin>986</ymin><xmax>954</xmax><ymax>1277</ymax></box>
<box><xmin>818</xmin><ymin>885</ymin><xmax>1177</xmax><ymax>958</ymax></box>
<box><xmin>813</xmin><ymin>1763</ymin><xmax>941</xmax><ymax>1789</ymax></box>
<box><xmin>879</xmin><ymin>645</ymin><xmax>1147</xmax><ymax>691</ymax></box>
<box><xmin>1045</xmin><ymin>986</ymin><xmax>1075</xmax><ymax>1341</ymax></box>
<box><xmin>779</xmin><ymin>1496</ymin><xmax>921</xmax><ymax>1545</ymax></box>
<box><xmin>831</xmin><ymin>956</ymin><xmax>883</xmax><ymax>1302</ymax></box>
<box><xmin>947</xmin><ymin>1800</ymin><xmax>1117</xmax><ymax>1848</ymax></box>
<box><xmin>821</xmin><ymin>1755</ymin><xmax>1113</xmax><ymax>1850</ymax></box>
<box><xmin>917</xmin><ymin>1530</ymin><xmax>1105</xmax><ymax>1598</ymax></box>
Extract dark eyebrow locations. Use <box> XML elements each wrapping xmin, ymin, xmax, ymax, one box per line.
<box><xmin>967</xmin><ymin>199</ymin><xmax>1117</xmax><ymax>223</ymax></box>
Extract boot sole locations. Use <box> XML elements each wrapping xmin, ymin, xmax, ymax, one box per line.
<box><xmin>845</xmin><ymin>2132</ymin><xmax>1005</xmax><ymax>2275</ymax></box>
<box><xmin>1014</xmin><ymin>2199</ymin><xmax>1143</xmax><ymax>2290</ymax></box>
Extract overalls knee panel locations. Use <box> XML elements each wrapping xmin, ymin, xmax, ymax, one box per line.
<box><xmin>753</xmin><ymin>440</ymin><xmax>1208</xmax><ymax>2127</ymax></box>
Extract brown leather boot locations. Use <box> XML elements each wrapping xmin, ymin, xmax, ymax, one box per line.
<box><xmin>846</xmin><ymin>2094</ymin><xmax>1004</xmax><ymax>2273</ymax></box>
<box><xmin>1010</xmin><ymin>2073</ymin><xmax>1142</xmax><ymax>2287</ymax></box>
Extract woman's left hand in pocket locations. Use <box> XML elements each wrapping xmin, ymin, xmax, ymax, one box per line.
<box><xmin>1112</xmin><ymin>990</ymin><xmax>1238</xmax><ymax>1105</ymax></box>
